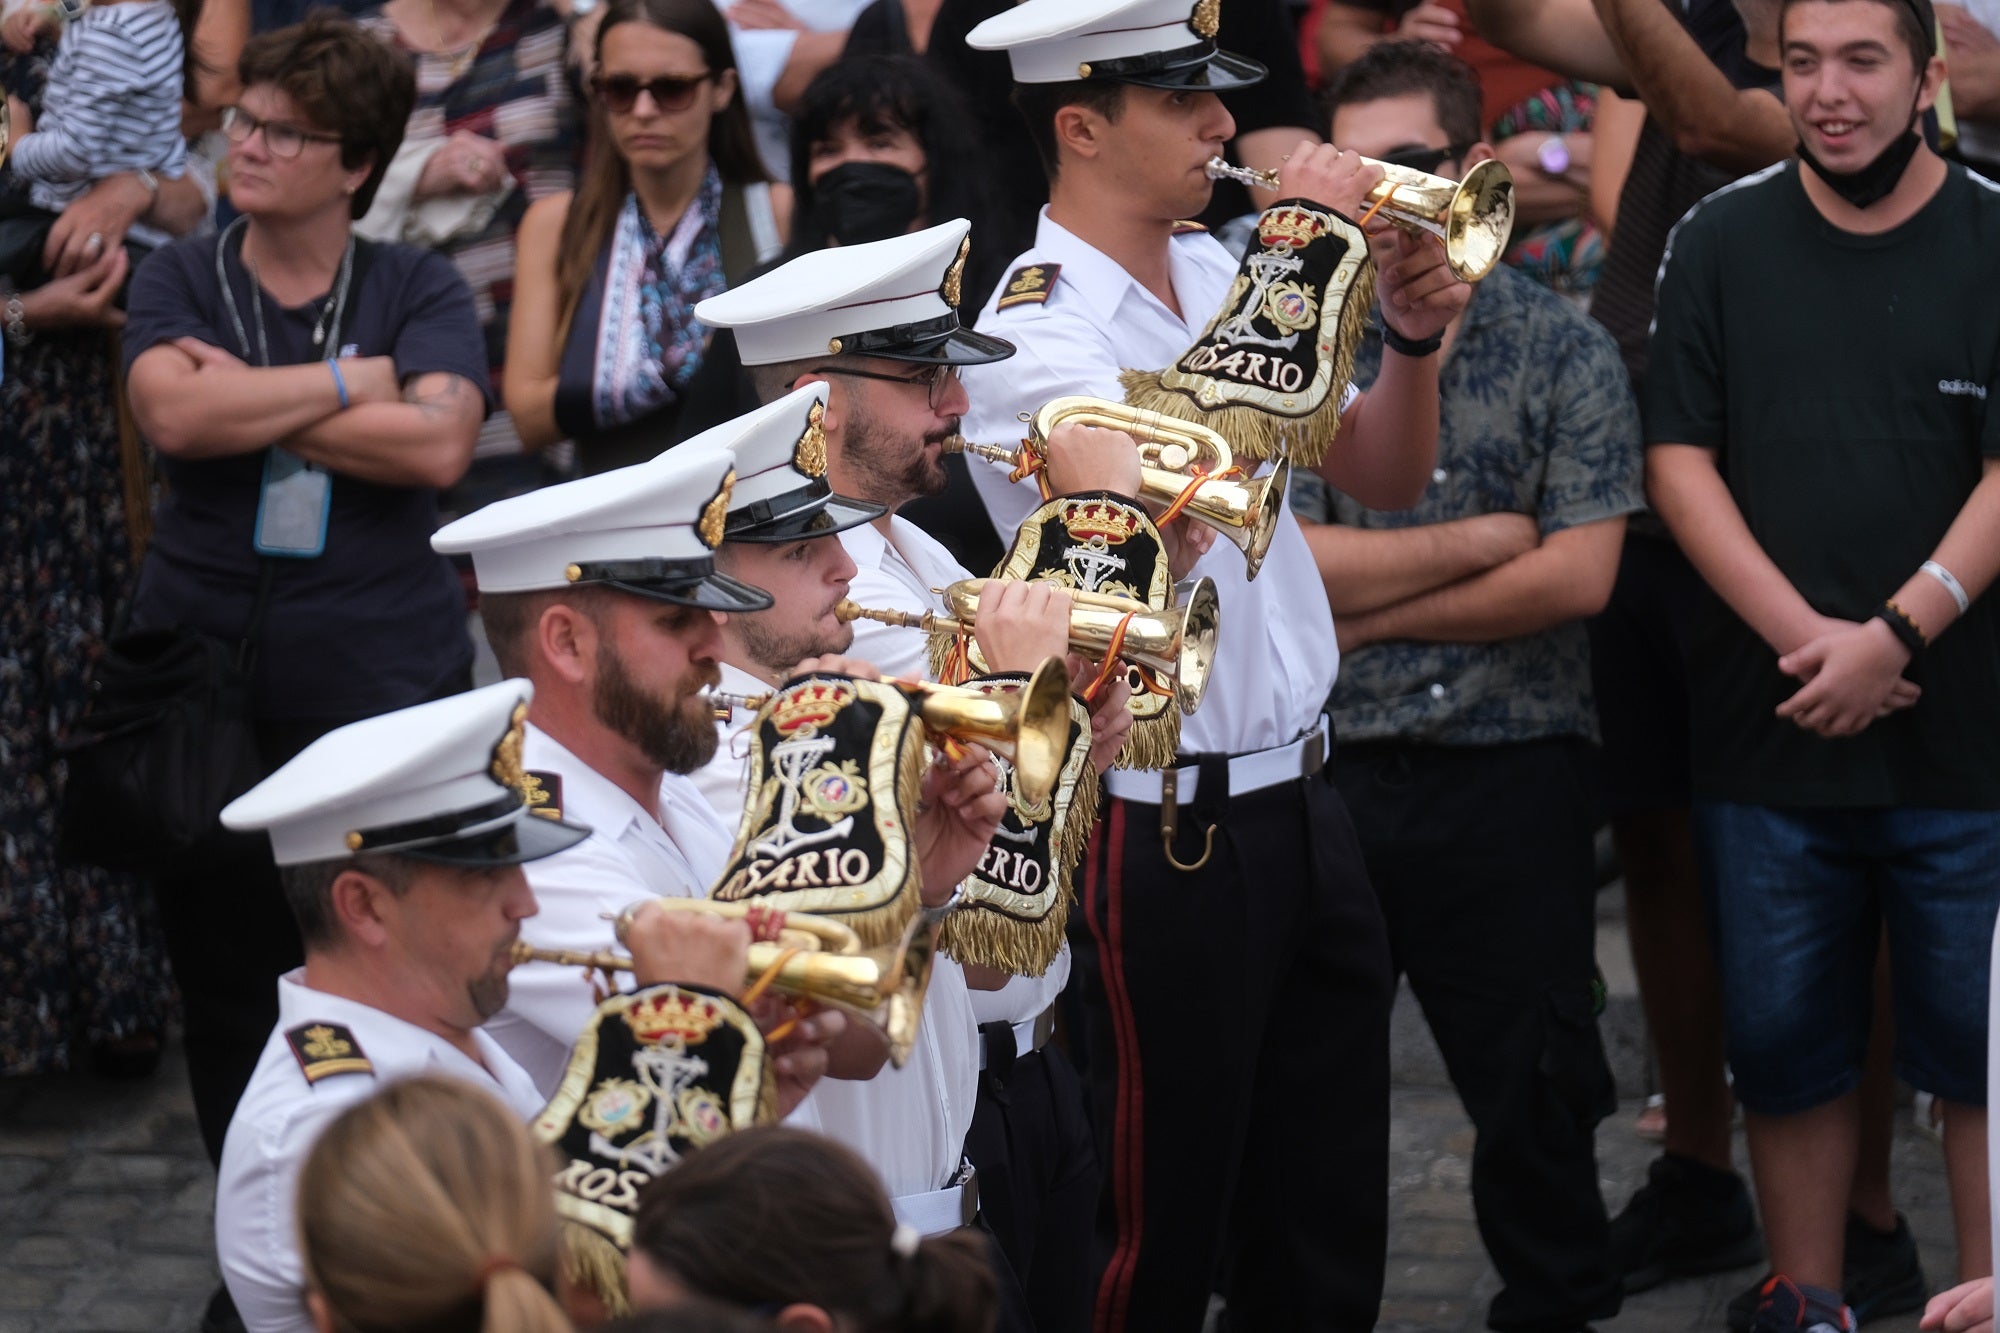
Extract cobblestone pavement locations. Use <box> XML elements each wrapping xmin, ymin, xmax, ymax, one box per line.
<box><xmin>0</xmin><ymin>1042</ymin><xmax>1958</xmax><ymax>1333</ymax></box>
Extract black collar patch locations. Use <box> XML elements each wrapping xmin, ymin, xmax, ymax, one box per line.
<box><xmin>286</xmin><ymin>1023</ymin><xmax>373</xmax><ymax>1084</ymax></box>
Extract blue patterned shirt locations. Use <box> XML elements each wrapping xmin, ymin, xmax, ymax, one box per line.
<box><xmin>1293</xmin><ymin>265</ymin><xmax>1643</xmax><ymax>745</ymax></box>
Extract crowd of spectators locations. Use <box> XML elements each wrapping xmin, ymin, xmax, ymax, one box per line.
<box><xmin>5</xmin><ymin>0</ymin><xmax>2000</xmax><ymax>1328</ymax></box>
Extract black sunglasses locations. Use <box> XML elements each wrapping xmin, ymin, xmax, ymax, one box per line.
<box><xmin>1377</xmin><ymin>145</ymin><xmax>1463</xmax><ymax>176</ymax></box>
<box><xmin>590</xmin><ymin>71</ymin><xmax>713</xmax><ymax>113</ymax></box>
<box><xmin>811</xmin><ymin>363</ymin><xmax>960</xmax><ymax>411</ymax></box>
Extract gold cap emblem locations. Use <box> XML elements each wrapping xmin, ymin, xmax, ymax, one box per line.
<box><xmin>941</xmin><ymin>237</ymin><xmax>969</xmax><ymax>309</ymax></box>
<box><xmin>1191</xmin><ymin>0</ymin><xmax>1219</xmax><ymax>38</ymax></box>
<box><xmin>490</xmin><ymin>701</ymin><xmax>529</xmax><ymax>800</ymax></box>
<box><xmin>795</xmin><ymin>401</ymin><xmax>829</xmax><ymax>478</ymax></box>
<box><xmin>699</xmin><ymin>469</ymin><xmax>735</xmax><ymax>549</ymax></box>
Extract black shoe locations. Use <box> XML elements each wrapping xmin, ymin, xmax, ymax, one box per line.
<box><xmin>1725</xmin><ymin>1213</ymin><xmax>1926</xmax><ymax>1331</ymax></box>
<box><xmin>1748</xmin><ymin>1276</ymin><xmax>1855</xmax><ymax>1333</ymax></box>
<box><xmin>1609</xmin><ymin>1153</ymin><xmax>1765</xmax><ymax>1293</ymax></box>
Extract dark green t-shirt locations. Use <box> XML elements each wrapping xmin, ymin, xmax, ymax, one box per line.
<box><xmin>1645</xmin><ymin>160</ymin><xmax>2000</xmax><ymax>808</ymax></box>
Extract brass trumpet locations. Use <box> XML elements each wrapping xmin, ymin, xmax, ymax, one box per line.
<box><xmin>837</xmin><ymin>577</ymin><xmax>1220</xmax><ymax>717</ymax></box>
<box><xmin>1204</xmin><ymin>155</ymin><xmax>1516</xmax><ymax>283</ymax></box>
<box><xmin>945</xmin><ymin>396</ymin><xmax>1289</xmax><ymax>580</ymax></box>
<box><xmin>507</xmin><ymin>901</ymin><xmax>940</xmax><ymax>1068</ymax></box>
<box><xmin>705</xmin><ymin>658</ymin><xmax>1075</xmax><ymax>806</ymax></box>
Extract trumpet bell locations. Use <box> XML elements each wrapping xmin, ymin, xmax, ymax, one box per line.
<box><xmin>1171</xmin><ymin>577</ymin><xmax>1221</xmax><ymax>716</ymax></box>
<box><xmin>1153</xmin><ymin>455</ymin><xmax>1289</xmax><ymax>582</ymax></box>
<box><xmin>905</xmin><ymin>657</ymin><xmax>1073</xmax><ymax>807</ymax></box>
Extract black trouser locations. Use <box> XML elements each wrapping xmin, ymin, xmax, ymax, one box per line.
<box><xmin>1069</xmin><ymin>766</ymin><xmax>1393</xmax><ymax>1333</ymax></box>
<box><xmin>964</xmin><ymin>1038</ymin><xmax>1099</xmax><ymax>1333</ymax></box>
<box><xmin>1333</xmin><ymin>739</ymin><xmax>1621</xmax><ymax>1333</ymax></box>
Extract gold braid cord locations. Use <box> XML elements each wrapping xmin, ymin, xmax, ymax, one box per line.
<box><xmin>937</xmin><ymin>681</ymin><xmax>1098</xmax><ymax>976</ymax></box>
<box><xmin>1120</xmin><ymin>201</ymin><xmax>1375</xmax><ymax>467</ymax></box>
<box><xmin>534</xmin><ymin>984</ymin><xmax>775</xmax><ymax>1315</ymax></box>
<box><xmin>969</xmin><ymin>493</ymin><xmax>1180</xmax><ymax>771</ymax></box>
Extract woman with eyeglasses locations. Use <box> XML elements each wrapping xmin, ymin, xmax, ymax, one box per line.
<box><xmin>119</xmin><ymin>9</ymin><xmax>489</xmax><ymax>1203</ymax></box>
<box><xmin>503</xmin><ymin>0</ymin><xmax>783</xmax><ymax>474</ymax></box>
<box><xmin>353</xmin><ymin>0</ymin><xmax>584</xmax><ymax>514</ymax></box>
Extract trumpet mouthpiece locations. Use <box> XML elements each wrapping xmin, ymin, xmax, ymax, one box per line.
<box><xmin>1205</xmin><ymin>155</ymin><xmax>1281</xmax><ymax>189</ymax></box>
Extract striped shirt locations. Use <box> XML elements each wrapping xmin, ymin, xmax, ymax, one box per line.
<box><xmin>9</xmin><ymin>0</ymin><xmax>187</xmax><ymax>231</ymax></box>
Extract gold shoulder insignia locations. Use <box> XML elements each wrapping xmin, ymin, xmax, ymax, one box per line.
<box><xmin>997</xmin><ymin>263</ymin><xmax>1060</xmax><ymax>311</ymax></box>
<box><xmin>1171</xmin><ymin>219</ymin><xmax>1210</xmax><ymax>235</ymax></box>
<box><xmin>523</xmin><ymin>770</ymin><xmax>563</xmax><ymax>820</ymax></box>
<box><xmin>286</xmin><ymin>1022</ymin><xmax>373</xmax><ymax>1084</ymax></box>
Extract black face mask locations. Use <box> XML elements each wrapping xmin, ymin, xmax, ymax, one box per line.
<box><xmin>807</xmin><ymin>161</ymin><xmax>924</xmax><ymax>248</ymax></box>
<box><xmin>1796</xmin><ymin>89</ymin><xmax>1925</xmax><ymax>209</ymax></box>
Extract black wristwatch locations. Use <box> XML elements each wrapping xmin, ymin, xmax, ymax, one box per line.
<box><xmin>1381</xmin><ymin>323</ymin><xmax>1443</xmax><ymax>357</ymax></box>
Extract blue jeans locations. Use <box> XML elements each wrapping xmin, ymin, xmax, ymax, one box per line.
<box><xmin>1695</xmin><ymin>801</ymin><xmax>2000</xmax><ymax>1114</ymax></box>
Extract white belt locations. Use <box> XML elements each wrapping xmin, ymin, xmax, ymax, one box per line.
<box><xmin>891</xmin><ymin>1161</ymin><xmax>979</xmax><ymax>1235</ymax></box>
<box><xmin>1103</xmin><ymin>721</ymin><xmax>1329</xmax><ymax>806</ymax></box>
<box><xmin>979</xmin><ymin>1006</ymin><xmax>1056</xmax><ymax>1071</ymax></box>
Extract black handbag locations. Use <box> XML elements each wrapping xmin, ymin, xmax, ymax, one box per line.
<box><xmin>57</xmin><ymin>564</ymin><xmax>275</xmax><ymax>872</ymax></box>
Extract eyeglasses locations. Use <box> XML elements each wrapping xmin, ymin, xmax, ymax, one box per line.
<box><xmin>1377</xmin><ymin>145</ymin><xmax>1463</xmax><ymax>176</ymax></box>
<box><xmin>811</xmin><ymin>362</ymin><xmax>960</xmax><ymax>411</ymax></box>
<box><xmin>221</xmin><ymin>106</ymin><xmax>344</xmax><ymax>159</ymax></box>
<box><xmin>591</xmin><ymin>71</ymin><xmax>713</xmax><ymax>114</ymax></box>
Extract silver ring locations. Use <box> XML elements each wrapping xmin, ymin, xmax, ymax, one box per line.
<box><xmin>85</xmin><ymin>232</ymin><xmax>104</xmax><ymax>252</ymax></box>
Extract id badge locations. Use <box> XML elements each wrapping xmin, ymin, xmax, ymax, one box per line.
<box><xmin>254</xmin><ymin>447</ymin><xmax>332</xmax><ymax>558</ymax></box>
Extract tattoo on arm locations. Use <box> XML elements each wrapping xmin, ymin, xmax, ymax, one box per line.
<box><xmin>403</xmin><ymin>374</ymin><xmax>473</xmax><ymax>421</ymax></box>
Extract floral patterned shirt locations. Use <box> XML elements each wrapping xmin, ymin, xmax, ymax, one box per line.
<box><xmin>1292</xmin><ymin>265</ymin><xmax>1643</xmax><ymax>745</ymax></box>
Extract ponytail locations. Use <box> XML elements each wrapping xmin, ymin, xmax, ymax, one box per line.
<box><xmin>893</xmin><ymin>1229</ymin><xmax>999</xmax><ymax>1333</ymax></box>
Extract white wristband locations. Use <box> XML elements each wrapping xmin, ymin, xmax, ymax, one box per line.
<box><xmin>1921</xmin><ymin>560</ymin><xmax>1971</xmax><ymax>616</ymax></box>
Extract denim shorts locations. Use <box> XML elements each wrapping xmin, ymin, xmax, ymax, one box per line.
<box><xmin>1695</xmin><ymin>801</ymin><xmax>2000</xmax><ymax>1114</ymax></box>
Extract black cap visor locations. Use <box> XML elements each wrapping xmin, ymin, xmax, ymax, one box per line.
<box><xmin>831</xmin><ymin>310</ymin><xmax>1017</xmax><ymax>366</ymax></box>
<box><xmin>1089</xmin><ymin>41</ymin><xmax>1266</xmax><ymax>91</ymax></box>
<box><xmin>566</xmin><ymin>556</ymin><xmax>775</xmax><ymax>612</ymax></box>
<box><xmin>727</xmin><ymin>486</ymin><xmax>885</xmax><ymax>543</ymax></box>
<box><xmin>404</xmin><ymin>808</ymin><xmax>595</xmax><ymax>867</ymax></box>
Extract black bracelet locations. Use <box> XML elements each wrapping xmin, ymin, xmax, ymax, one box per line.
<box><xmin>1873</xmin><ymin>601</ymin><xmax>1927</xmax><ymax>657</ymax></box>
<box><xmin>1381</xmin><ymin>323</ymin><xmax>1444</xmax><ymax>357</ymax></box>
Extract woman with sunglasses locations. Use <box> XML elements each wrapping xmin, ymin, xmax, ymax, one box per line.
<box><xmin>119</xmin><ymin>10</ymin><xmax>489</xmax><ymax>1209</ymax></box>
<box><xmin>504</xmin><ymin>0</ymin><xmax>782</xmax><ymax>474</ymax></box>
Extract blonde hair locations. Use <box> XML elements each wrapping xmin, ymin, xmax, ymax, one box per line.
<box><xmin>297</xmin><ymin>1076</ymin><xmax>572</xmax><ymax>1333</ymax></box>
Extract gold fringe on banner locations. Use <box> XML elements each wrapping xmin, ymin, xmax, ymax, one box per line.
<box><xmin>939</xmin><ymin>737</ymin><xmax>1101</xmax><ymax>976</ymax></box>
<box><xmin>1117</xmin><ymin>711</ymin><xmax>1180</xmax><ymax>771</ymax></box>
<box><xmin>557</xmin><ymin>1220</ymin><xmax>630</xmax><ymax>1320</ymax></box>
<box><xmin>1116</xmin><ymin>265</ymin><xmax>1375</xmax><ymax>470</ymax></box>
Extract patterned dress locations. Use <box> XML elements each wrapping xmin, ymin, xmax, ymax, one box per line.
<box><xmin>0</xmin><ymin>51</ymin><xmax>176</xmax><ymax>1074</ymax></box>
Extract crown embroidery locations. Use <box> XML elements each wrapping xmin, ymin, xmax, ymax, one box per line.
<box><xmin>625</xmin><ymin>988</ymin><xmax>726</xmax><ymax>1047</ymax></box>
<box><xmin>771</xmin><ymin>680</ymin><xmax>856</xmax><ymax>736</ymax></box>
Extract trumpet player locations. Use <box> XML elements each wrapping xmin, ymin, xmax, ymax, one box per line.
<box><xmin>954</xmin><ymin>0</ymin><xmax>1475</xmax><ymax>1328</ymax></box>
<box><xmin>431</xmin><ymin>392</ymin><xmax>1008</xmax><ymax>1097</ymax></box>
<box><xmin>695</xmin><ymin>221</ymin><xmax>1143</xmax><ymax>1333</ymax></box>
<box><xmin>209</xmin><ymin>680</ymin><xmax>787</xmax><ymax>1333</ymax></box>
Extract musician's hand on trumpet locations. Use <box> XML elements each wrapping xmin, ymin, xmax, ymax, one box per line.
<box><xmin>1042</xmin><ymin>420</ymin><xmax>1144</xmax><ymax>500</ymax></box>
<box><xmin>971</xmin><ymin>579</ymin><xmax>1070</xmax><ymax>674</ymax></box>
<box><xmin>1374</xmin><ymin>226</ymin><xmax>1473</xmax><ymax>344</ymax></box>
<box><xmin>621</xmin><ymin>901</ymin><xmax>846</xmax><ymax>1115</ymax></box>
<box><xmin>1276</xmin><ymin>139</ymin><xmax>1384</xmax><ymax>221</ymax></box>
<box><xmin>1078</xmin><ymin>662</ymin><xmax>1135</xmax><ymax>774</ymax></box>
<box><xmin>914</xmin><ymin>741</ymin><xmax>1009</xmax><ymax>906</ymax></box>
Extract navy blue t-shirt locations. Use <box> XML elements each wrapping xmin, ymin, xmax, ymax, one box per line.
<box><xmin>122</xmin><ymin>232</ymin><xmax>491</xmax><ymax>722</ymax></box>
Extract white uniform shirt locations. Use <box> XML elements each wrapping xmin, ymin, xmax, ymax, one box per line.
<box><xmin>838</xmin><ymin>519</ymin><xmax>1075</xmax><ymax>1024</ymax></box>
<box><xmin>691</xmin><ymin>626</ymin><xmax>983</xmax><ymax>1200</ymax></box>
<box><xmin>959</xmin><ymin>209</ymin><xmax>1350</xmax><ymax>755</ymax></box>
<box><xmin>489</xmin><ymin>724</ymin><xmax>736</xmax><ymax>1094</ymax></box>
<box><xmin>216</xmin><ymin>973</ymin><xmax>545</xmax><ymax>1333</ymax></box>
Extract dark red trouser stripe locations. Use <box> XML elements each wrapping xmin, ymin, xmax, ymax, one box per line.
<box><xmin>1087</xmin><ymin>801</ymin><xmax>1142</xmax><ymax>1333</ymax></box>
